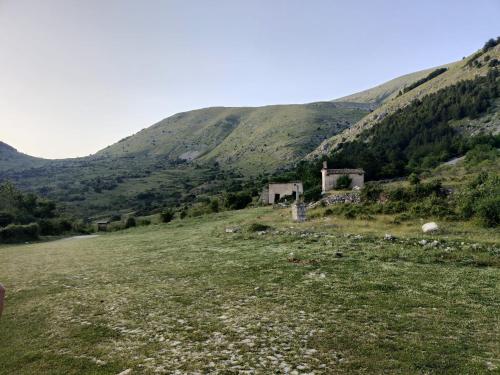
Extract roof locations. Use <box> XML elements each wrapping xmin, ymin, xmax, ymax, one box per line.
<box><xmin>325</xmin><ymin>169</ymin><xmax>364</xmax><ymax>175</ymax></box>
<box><xmin>268</xmin><ymin>181</ymin><xmax>303</xmax><ymax>186</ymax></box>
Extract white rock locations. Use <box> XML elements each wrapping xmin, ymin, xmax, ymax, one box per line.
<box><xmin>117</xmin><ymin>370</ymin><xmax>132</xmax><ymax>375</ymax></box>
<box><xmin>419</xmin><ymin>239</ymin><xmax>428</xmax><ymax>246</ymax></box>
<box><xmin>384</xmin><ymin>233</ymin><xmax>395</xmax><ymax>241</ymax></box>
<box><xmin>422</xmin><ymin>222</ymin><xmax>439</xmax><ymax>233</ymax></box>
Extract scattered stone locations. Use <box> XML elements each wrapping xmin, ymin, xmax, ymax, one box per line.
<box><xmin>225</xmin><ymin>227</ymin><xmax>240</xmax><ymax>233</ymax></box>
<box><xmin>430</xmin><ymin>240</ymin><xmax>440</xmax><ymax>248</ymax></box>
<box><xmin>422</xmin><ymin>222</ymin><xmax>439</xmax><ymax>233</ymax></box>
<box><xmin>117</xmin><ymin>369</ymin><xmax>132</xmax><ymax>375</ymax></box>
<box><xmin>485</xmin><ymin>361</ymin><xmax>497</xmax><ymax>370</ymax></box>
<box><xmin>384</xmin><ymin>233</ymin><xmax>395</xmax><ymax>241</ymax></box>
<box><xmin>419</xmin><ymin>239</ymin><xmax>428</xmax><ymax>246</ymax></box>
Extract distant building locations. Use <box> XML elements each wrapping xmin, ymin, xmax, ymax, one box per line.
<box><xmin>321</xmin><ymin>161</ymin><xmax>364</xmax><ymax>192</ymax></box>
<box><xmin>261</xmin><ymin>182</ymin><xmax>303</xmax><ymax>204</ymax></box>
<box><xmin>96</xmin><ymin>219</ymin><xmax>110</xmax><ymax>232</ymax></box>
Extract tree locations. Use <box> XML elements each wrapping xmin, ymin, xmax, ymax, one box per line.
<box><xmin>335</xmin><ymin>175</ymin><xmax>352</xmax><ymax>189</ymax></box>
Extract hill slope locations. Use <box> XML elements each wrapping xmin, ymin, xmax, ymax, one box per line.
<box><xmin>332</xmin><ymin>65</ymin><xmax>447</xmax><ymax>107</ymax></box>
<box><xmin>0</xmin><ymin>141</ymin><xmax>47</xmax><ymax>172</ymax></box>
<box><xmin>98</xmin><ymin>102</ymin><xmax>368</xmax><ymax>174</ymax></box>
<box><xmin>312</xmin><ymin>44</ymin><xmax>500</xmax><ymax>157</ymax></box>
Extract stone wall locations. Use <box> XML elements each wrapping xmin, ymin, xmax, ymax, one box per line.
<box><xmin>322</xmin><ymin>173</ymin><xmax>364</xmax><ymax>192</ymax></box>
<box><xmin>263</xmin><ymin>182</ymin><xmax>304</xmax><ymax>204</ymax></box>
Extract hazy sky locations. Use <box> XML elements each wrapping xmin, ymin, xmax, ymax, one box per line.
<box><xmin>1</xmin><ymin>0</ymin><xmax>499</xmax><ymax>159</ymax></box>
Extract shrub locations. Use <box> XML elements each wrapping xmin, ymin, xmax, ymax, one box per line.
<box><xmin>335</xmin><ymin>175</ymin><xmax>352</xmax><ymax>189</ymax></box>
<box><xmin>360</xmin><ymin>183</ymin><xmax>383</xmax><ymax>202</ymax></box>
<box><xmin>456</xmin><ymin>172</ymin><xmax>500</xmax><ymax>227</ymax></box>
<box><xmin>408</xmin><ymin>173</ymin><xmax>420</xmax><ymax>185</ymax></box>
<box><xmin>248</xmin><ymin>223</ymin><xmax>272</xmax><ymax>232</ymax></box>
<box><xmin>0</xmin><ymin>212</ymin><xmax>15</xmax><ymax>228</ymax></box>
<box><xmin>210</xmin><ymin>198</ymin><xmax>220</xmax><ymax>213</ymax></box>
<box><xmin>225</xmin><ymin>192</ymin><xmax>252</xmax><ymax>210</ymax></box>
<box><xmin>138</xmin><ymin>219</ymin><xmax>151</xmax><ymax>226</ymax></box>
<box><xmin>476</xmin><ymin>196</ymin><xmax>500</xmax><ymax>227</ymax></box>
<box><xmin>160</xmin><ymin>209</ymin><xmax>175</xmax><ymax>223</ymax></box>
<box><xmin>0</xmin><ymin>223</ymin><xmax>39</xmax><ymax>243</ymax></box>
<box><xmin>125</xmin><ymin>217</ymin><xmax>136</xmax><ymax>228</ymax></box>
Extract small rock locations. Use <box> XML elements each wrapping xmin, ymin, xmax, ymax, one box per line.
<box><xmin>422</xmin><ymin>222</ymin><xmax>439</xmax><ymax>233</ymax></box>
<box><xmin>384</xmin><ymin>233</ymin><xmax>395</xmax><ymax>241</ymax></box>
<box><xmin>485</xmin><ymin>361</ymin><xmax>497</xmax><ymax>370</ymax></box>
<box><xmin>225</xmin><ymin>227</ymin><xmax>240</xmax><ymax>233</ymax></box>
<box><xmin>430</xmin><ymin>240</ymin><xmax>439</xmax><ymax>248</ymax></box>
<box><xmin>117</xmin><ymin>370</ymin><xmax>132</xmax><ymax>375</ymax></box>
<box><xmin>419</xmin><ymin>239</ymin><xmax>428</xmax><ymax>246</ymax></box>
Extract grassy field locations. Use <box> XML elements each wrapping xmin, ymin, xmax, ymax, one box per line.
<box><xmin>1</xmin><ymin>206</ymin><xmax>499</xmax><ymax>374</ymax></box>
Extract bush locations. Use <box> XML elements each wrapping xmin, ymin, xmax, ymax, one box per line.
<box><xmin>335</xmin><ymin>175</ymin><xmax>352</xmax><ymax>189</ymax></box>
<box><xmin>125</xmin><ymin>217</ymin><xmax>136</xmax><ymax>228</ymax></box>
<box><xmin>0</xmin><ymin>212</ymin><xmax>15</xmax><ymax>228</ymax></box>
<box><xmin>225</xmin><ymin>192</ymin><xmax>252</xmax><ymax>210</ymax></box>
<box><xmin>408</xmin><ymin>173</ymin><xmax>420</xmax><ymax>185</ymax></box>
<box><xmin>248</xmin><ymin>223</ymin><xmax>272</xmax><ymax>232</ymax></box>
<box><xmin>476</xmin><ymin>196</ymin><xmax>500</xmax><ymax>227</ymax></box>
<box><xmin>0</xmin><ymin>223</ymin><xmax>39</xmax><ymax>243</ymax></box>
<box><xmin>160</xmin><ymin>209</ymin><xmax>175</xmax><ymax>223</ymax></box>
<box><xmin>456</xmin><ymin>173</ymin><xmax>500</xmax><ymax>227</ymax></box>
<box><xmin>360</xmin><ymin>183</ymin><xmax>382</xmax><ymax>202</ymax></box>
<box><xmin>210</xmin><ymin>199</ymin><xmax>220</xmax><ymax>213</ymax></box>
<box><xmin>138</xmin><ymin>219</ymin><xmax>151</xmax><ymax>226</ymax></box>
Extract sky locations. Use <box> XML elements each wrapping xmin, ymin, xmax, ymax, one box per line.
<box><xmin>1</xmin><ymin>0</ymin><xmax>499</xmax><ymax>159</ymax></box>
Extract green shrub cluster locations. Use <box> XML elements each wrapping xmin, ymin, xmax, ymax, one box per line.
<box><xmin>330</xmin><ymin>70</ymin><xmax>500</xmax><ymax>180</ymax></box>
<box><xmin>398</xmin><ymin>68</ymin><xmax>447</xmax><ymax>96</ymax></box>
<box><xmin>455</xmin><ymin>173</ymin><xmax>500</xmax><ymax>227</ymax></box>
<box><xmin>0</xmin><ymin>182</ymin><xmax>91</xmax><ymax>243</ymax></box>
<box><xmin>0</xmin><ymin>223</ymin><xmax>39</xmax><ymax>243</ymax></box>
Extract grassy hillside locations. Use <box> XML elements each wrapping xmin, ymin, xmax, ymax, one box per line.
<box><xmin>1</xmin><ymin>206</ymin><xmax>499</xmax><ymax>374</ymax></box>
<box><xmin>0</xmin><ymin>141</ymin><xmax>47</xmax><ymax>172</ymax></box>
<box><xmin>98</xmin><ymin>102</ymin><xmax>368</xmax><ymax>174</ymax></box>
<box><xmin>312</xmin><ymin>44</ymin><xmax>500</xmax><ymax>157</ymax></box>
<box><xmin>332</xmin><ymin>65</ymin><xmax>448</xmax><ymax>107</ymax></box>
<box><xmin>0</xmin><ymin>102</ymin><xmax>367</xmax><ymax>218</ymax></box>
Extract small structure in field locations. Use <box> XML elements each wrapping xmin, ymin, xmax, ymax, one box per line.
<box><xmin>292</xmin><ymin>202</ymin><xmax>307</xmax><ymax>222</ymax></box>
<box><xmin>290</xmin><ymin>183</ymin><xmax>307</xmax><ymax>222</ymax></box>
<box><xmin>261</xmin><ymin>182</ymin><xmax>304</xmax><ymax>204</ymax></box>
<box><xmin>96</xmin><ymin>219</ymin><xmax>110</xmax><ymax>232</ymax></box>
<box><xmin>321</xmin><ymin>161</ymin><xmax>364</xmax><ymax>193</ymax></box>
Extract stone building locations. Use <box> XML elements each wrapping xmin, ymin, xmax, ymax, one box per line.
<box><xmin>261</xmin><ymin>182</ymin><xmax>304</xmax><ymax>204</ymax></box>
<box><xmin>321</xmin><ymin>161</ymin><xmax>364</xmax><ymax>193</ymax></box>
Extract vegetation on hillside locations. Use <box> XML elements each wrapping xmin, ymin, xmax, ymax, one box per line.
<box><xmin>397</xmin><ymin>67</ymin><xmax>447</xmax><ymax>96</ymax></box>
<box><xmin>328</xmin><ymin>69</ymin><xmax>500</xmax><ymax>180</ymax></box>
<box><xmin>0</xmin><ymin>182</ymin><xmax>89</xmax><ymax>243</ymax></box>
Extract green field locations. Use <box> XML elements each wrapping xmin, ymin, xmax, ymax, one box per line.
<box><xmin>1</xmin><ymin>207</ymin><xmax>499</xmax><ymax>374</ymax></box>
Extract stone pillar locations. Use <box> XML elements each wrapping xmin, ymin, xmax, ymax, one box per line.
<box><xmin>292</xmin><ymin>203</ymin><xmax>307</xmax><ymax>222</ymax></box>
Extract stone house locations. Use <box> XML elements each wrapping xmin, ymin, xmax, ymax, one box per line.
<box><xmin>96</xmin><ymin>219</ymin><xmax>110</xmax><ymax>232</ymax></box>
<box><xmin>321</xmin><ymin>161</ymin><xmax>364</xmax><ymax>192</ymax></box>
<box><xmin>261</xmin><ymin>182</ymin><xmax>304</xmax><ymax>204</ymax></box>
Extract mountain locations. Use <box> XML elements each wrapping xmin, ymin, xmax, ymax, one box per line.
<box><xmin>0</xmin><ymin>102</ymin><xmax>369</xmax><ymax>217</ymax></box>
<box><xmin>332</xmin><ymin>66</ymin><xmax>446</xmax><ymax>107</ymax></box>
<box><xmin>310</xmin><ymin>44</ymin><xmax>500</xmax><ymax>157</ymax></box>
<box><xmin>0</xmin><ymin>141</ymin><xmax>46</xmax><ymax>172</ymax></box>
<box><xmin>97</xmin><ymin>102</ymin><xmax>369</xmax><ymax>174</ymax></box>
<box><xmin>3</xmin><ymin>39</ymin><xmax>498</xmax><ymax>218</ymax></box>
